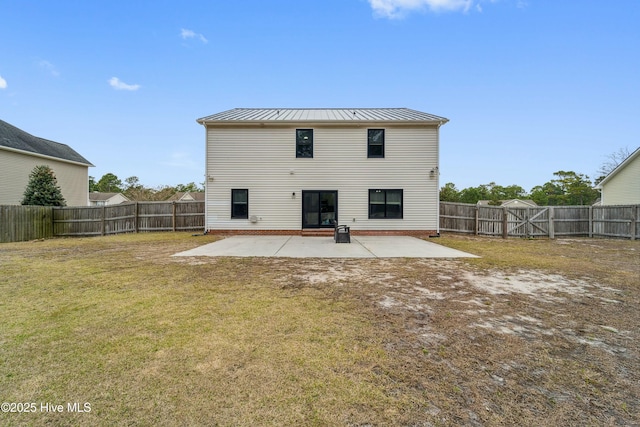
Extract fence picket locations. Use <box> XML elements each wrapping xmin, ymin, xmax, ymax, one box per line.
<box><xmin>0</xmin><ymin>205</ymin><xmax>53</xmax><ymax>243</ymax></box>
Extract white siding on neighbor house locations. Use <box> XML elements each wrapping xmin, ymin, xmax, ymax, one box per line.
<box><xmin>106</xmin><ymin>194</ymin><xmax>129</xmax><ymax>205</ymax></box>
<box><xmin>0</xmin><ymin>149</ymin><xmax>90</xmax><ymax>206</ymax></box>
<box><xmin>500</xmin><ymin>200</ymin><xmax>537</xmax><ymax>208</ymax></box>
<box><xmin>90</xmin><ymin>193</ymin><xmax>130</xmax><ymax>206</ymax></box>
<box><xmin>205</xmin><ymin>125</ymin><xmax>440</xmax><ymax>231</ymax></box>
<box><xmin>600</xmin><ymin>153</ymin><xmax>640</xmax><ymax>205</ymax></box>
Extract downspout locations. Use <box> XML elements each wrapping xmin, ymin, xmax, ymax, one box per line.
<box><xmin>435</xmin><ymin>122</ymin><xmax>442</xmax><ymax>237</ymax></box>
<box><xmin>202</xmin><ymin>121</ymin><xmax>209</xmax><ymax>234</ymax></box>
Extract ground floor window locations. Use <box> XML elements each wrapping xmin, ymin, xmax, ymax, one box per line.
<box><xmin>369</xmin><ymin>189</ymin><xmax>403</xmax><ymax>219</ymax></box>
<box><xmin>231</xmin><ymin>189</ymin><xmax>248</xmax><ymax>219</ymax></box>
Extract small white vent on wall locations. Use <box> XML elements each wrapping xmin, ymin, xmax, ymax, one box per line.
<box><xmin>249</xmin><ymin>215</ymin><xmax>258</xmax><ymax>223</ymax></box>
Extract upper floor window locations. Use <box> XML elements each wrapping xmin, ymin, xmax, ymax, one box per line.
<box><xmin>231</xmin><ymin>189</ymin><xmax>248</xmax><ymax>219</ymax></box>
<box><xmin>296</xmin><ymin>129</ymin><xmax>313</xmax><ymax>158</ymax></box>
<box><xmin>367</xmin><ymin>129</ymin><xmax>385</xmax><ymax>158</ymax></box>
<box><xmin>369</xmin><ymin>189</ymin><xmax>403</xmax><ymax>219</ymax></box>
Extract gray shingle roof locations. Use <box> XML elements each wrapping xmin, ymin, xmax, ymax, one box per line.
<box><xmin>197</xmin><ymin>108</ymin><xmax>448</xmax><ymax>125</ymax></box>
<box><xmin>0</xmin><ymin>119</ymin><xmax>93</xmax><ymax>166</ymax></box>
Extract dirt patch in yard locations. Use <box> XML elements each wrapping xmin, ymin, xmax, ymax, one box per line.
<box><xmin>268</xmin><ymin>237</ymin><xmax>639</xmax><ymax>425</ymax></box>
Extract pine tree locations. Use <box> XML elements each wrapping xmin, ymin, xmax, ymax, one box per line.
<box><xmin>21</xmin><ymin>165</ymin><xmax>67</xmax><ymax>206</ymax></box>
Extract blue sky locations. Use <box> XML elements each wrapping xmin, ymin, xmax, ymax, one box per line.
<box><xmin>1</xmin><ymin>0</ymin><xmax>639</xmax><ymax>192</ymax></box>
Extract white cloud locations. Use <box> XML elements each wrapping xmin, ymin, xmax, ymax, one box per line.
<box><xmin>0</xmin><ymin>75</ymin><xmax>6</xmax><ymax>89</ymax></box>
<box><xmin>39</xmin><ymin>60</ymin><xmax>60</xmax><ymax>77</ymax></box>
<box><xmin>108</xmin><ymin>77</ymin><xmax>140</xmax><ymax>91</ymax></box>
<box><xmin>180</xmin><ymin>28</ymin><xmax>208</xmax><ymax>43</ymax></box>
<box><xmin>368</xmin><ymin>0</ymin><xmax>475</xmax><ymax>18</ymax></box>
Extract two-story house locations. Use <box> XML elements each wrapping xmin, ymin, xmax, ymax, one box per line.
<box><xmin>197</xmin><ymin>108</ymin><xmax>448</xmax><ymax>236</ymax></box>
<box><xmin>596</xmin><ymin>147</ymin><xmax>640</xmax><ymax>205</ymax></box>
<box><xmin>0</xmin><ymin>119</ymin><xmax>93</xmax><ymax>206</ymax></box>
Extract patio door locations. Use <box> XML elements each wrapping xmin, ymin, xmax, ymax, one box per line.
<box><xmin>302</xmin><ymin>191</ymin><xmax>337</xmax><ymax>228</ymax></box>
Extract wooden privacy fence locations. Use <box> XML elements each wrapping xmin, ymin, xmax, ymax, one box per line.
<box><xmin>0</xmin><ymin>201</ymin><xmax>205</xmax><ymax>242</ymax></box>
<box><xmin>440</xmin><ymin>202</ymin><xmax>640</xmax><ymax>240</ymax></box>
<box><xmin>0</xmin><ymin>205</ymin><xmax>53</xmax><ymax>243</ymax></box>
<box><xmin>53</xmin><ymin>201</ymin><xmax>205</xmax><ymax>237</ymax></box>
<box><xmin>3</xmin><ymin>201</ymin><xmax>639</xmax><ymax>242</ymax></box>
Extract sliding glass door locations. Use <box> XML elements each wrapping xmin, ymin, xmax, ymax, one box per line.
<box><xmin>302</xmin><ymin>191</ymin><xmax>337</xmax><ymax>228</ymax></box>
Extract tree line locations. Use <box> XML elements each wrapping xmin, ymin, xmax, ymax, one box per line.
<box><xmin>440</xmin><ymin>171</ymin><xmax>600</xmax><ymax>206</ymax></box>
<box><xmin>94</xmin><ymin>171</ymin><xmax>603</xmax><ymax>206</ymax></box>
<box><xmin>19</xmin><ymin>167</ymin><xmax>204</xmax><ymax>207</ymax></box>
<box><xmin>440</xmin><ymin>147</ymin><xmax>632</xmax><ymax>206</ymax></box>
<box><xmin>90</xmin><ymin>173</ymin><xmax>203</xmax><ymax>201</ymax></box>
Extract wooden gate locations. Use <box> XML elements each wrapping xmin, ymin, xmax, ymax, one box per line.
<box><xmin>506</xmin><ymin>207</ymin><xmax>549</xmax><ymax>237</ymax></box>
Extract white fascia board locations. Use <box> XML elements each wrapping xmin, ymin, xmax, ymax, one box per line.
<box><xmin>0</xmin><ymin>145</ymin><xmax>94</xmax><ymax>168</ymax></box>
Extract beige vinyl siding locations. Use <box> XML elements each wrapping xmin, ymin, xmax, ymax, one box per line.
<box><xmin>206</xmin><ymin>125</ymin><xmax>439</xmax><ymax>231</ymax></box>
<box><xmin>0</xmin><ymin>149</ymin><xmax>90</xmax><ymax>206</ymax></box>
<box><xmin>600</xmin><ymin>153</ymin><xmax>640</xmax><ymax>205</ymax></box>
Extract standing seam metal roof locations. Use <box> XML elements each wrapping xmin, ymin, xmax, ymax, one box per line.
<box><xmin>197</xmin><ymin>108</ymin><xmax>448</xmax><ymax>124</ymax></box>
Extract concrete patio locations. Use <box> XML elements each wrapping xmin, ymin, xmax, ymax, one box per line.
<box><xmin>173</xmin><ymin>235</ymin><xmax>478</xmax><ymax>258</ymax></box>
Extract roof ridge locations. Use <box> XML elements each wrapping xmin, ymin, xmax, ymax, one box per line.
<box><xmin>197</xmin><ymin>108</ymin><xmax>448</xmax><ymax>124</ymax></box>
<box><xmin>229</xmin><ymin>107</ymin><xmax>411</xmax><ymax>111</ymax></box>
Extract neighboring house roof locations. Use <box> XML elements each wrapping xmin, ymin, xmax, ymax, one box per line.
<box><xmin>477</xmin><ymin>199</ymin><xmax>538</xmax><ymax>207</ymax></box>
<box><xmin>596</xmin><ymin>146</ymin><xmax>640</xmax><ymax>189</ymax></box>
<box><xmin>0</xmin><ymin>119</ymin><xmax>93</xmax><ymax>166</ymax></box>
<box><xmin>197</xmin><ymin>108</ymin><xmax>449</xmax><ymax>126</ymax></box>
<box><xmin>89</xmin><ymin>192</ymin><xmax>129</xmax><ymax>202</ymax></box>
<box><xmin>166</xmin><ymin>191</ymin><xmax>205</xmax><ymax>201</ymax></box>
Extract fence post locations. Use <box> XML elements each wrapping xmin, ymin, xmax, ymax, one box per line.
<box><xmin>630</xmin><ymin>206</ymin><xmax>637</xmax><ymax>241</ymax></box>
<box><xmin>101</xmin><ymin>205</ymin><xmax>106</xmax><ymax>236</ymax></box>
<box><xmin>474</xmin><ymin>206</ymin><xmax>479</xmax><ymax>235</ymax></box>
<box><xmin>636</xmin><ymin>205</ymin><xmax>640</xmax><ymax>240</ymax></box>
<box><xmin>588</xmin><ymin>206</ymin><xmax>593</xmax><ymax>238</ymax></box>
<box><xmin>49</xmin><ymin>207</ymin><xmax>54</xmax><ymax>238</ymax></box>
<box><xmin>502</xmin><ymin>206</ymin><xmax>508</xmax><ymax>239</ymax></box>
<box><xmin>134</xmin><ymin>202</ymin><xmax>139</xmax><ymax>233</ymax></box>
<box><xmin>172</xmin><ymin>202</ymin><xmax>176</xmax><ymax>232</ymax></box>
<box><xmin>548</xmin><ymin>206</ymin><xmax>555</xmax><ymax>239</ymax></box>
